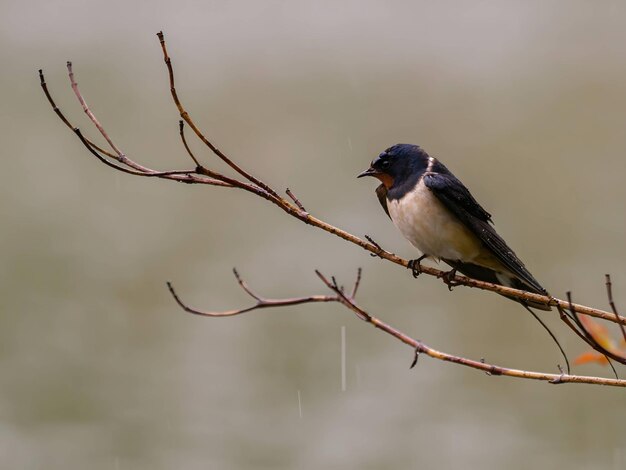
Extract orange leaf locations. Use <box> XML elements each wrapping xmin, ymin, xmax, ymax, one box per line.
<box><xmin>574</xmin><ymin>351</ymin><xmax>610</xmax><ymax>365</ymax></box>
<box><xmin>575</xmin><ymin>315</ymin><xmax>626</xmax><ymax>366</ymax></box>
<box><xmin>578</xmin><ymin>315</ymin><xmax>614</xmax><ymax>351</ymax></box>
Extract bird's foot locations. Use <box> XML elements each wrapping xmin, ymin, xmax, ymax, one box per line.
<box><xmin>439</xmin><ymin>268</ymin><xmax>460</xmax><ymax>291</ymax></box>
<box><xmin>407</xmin><ymin>254</ymin><xmax>428</xmax><ymax>278</ymax></box>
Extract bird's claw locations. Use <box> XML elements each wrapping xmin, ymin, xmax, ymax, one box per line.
<box><xmin>410</xmin><ymin>346</ymin><xmax>420</xmax><ymax>369</ymax></box>
<box><xmin>439</xmin><ymin>268</ymin><xmax>460</xmax><ymax>291</ymax></box>
<box><xmin>407</xmin><ymin>255</ymin><xmax>428</xmax><ymax>278</ymax></box>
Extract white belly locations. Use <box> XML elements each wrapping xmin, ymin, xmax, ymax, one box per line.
<box><xmin>387</xmin><ymin>180</ymin><xmax>483</xmax><ymax>262</ymax></box>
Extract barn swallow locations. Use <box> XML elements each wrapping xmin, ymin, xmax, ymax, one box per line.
<box><xmin>358</xmin><ymin>143</ymin><xmax>550</xmax><ymax>311</ymax></box>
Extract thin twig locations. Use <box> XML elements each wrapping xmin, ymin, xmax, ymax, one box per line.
<box><xmin>74</xmin><ymin>128</ymin><xmax>232</xmax><ymax>186</ymax></box>
<box><xmin>286</xmin><ymin>188</ymin><xmax>308</xmax><ymax>215</ymax></box>
<box><xmin>565</xmin><ymin>293</ymin><xmax>623</xmax><ymax>372</ymax></box>
<box><xmin>606</xmin><ymin>274</ymin><xmax>626</xmax><ymax>343</ymax></box>
<box><xmin>156</xmin><ymin>31</ymin><xmax>281</xmax><ymax>200</ymax></box>
<box><xmin>39</xmin><ymin>68</ymin><xmax>118</xmax><ymax>159</ymax></box>
<box><xmin>41</xmin><ymin>68</ymin><xmax>236</xmax><ymax>187</ymax></box>
<box><xmin>177</xmin><ymin>120</ymin><xmax>246</xmax><ymax>187</ymax></box>
<box><xmin>522</xmin><ymin>305</ymin><xmax>570</xmax><ymax>374</ymax></box>
<box><xmin>167</xmin><ymin>270</ymin><xmax>335</xmax><ymax>317</ymax></box>
<box><xmin>67</xmin><ymin>61</ymin><xmax>134</xmax><ymax>167</ymax></box>
<box><xmin>350</xmin><ymin>267</ymin><xmax>362</xmax><ymax>298</ymax></box>
<box><xmin>178</xmin><ymin>120</ymin><xmax>202</xmax><ymax>168</ymax></box>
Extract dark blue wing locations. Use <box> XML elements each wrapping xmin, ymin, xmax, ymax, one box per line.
<box><xmin>423</xmin><ymin>171</ymin><xmax>492</xmax><ymax>223</ymax></box>
<box><xmin>423</xmin><ymin>172</ymin><xmax>547</xmax><ymax>295</ymax></box>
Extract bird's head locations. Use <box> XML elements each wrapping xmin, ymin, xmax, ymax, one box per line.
<box><xmin>357</xmin><ymin>144</ymin><xmax>430</xmax><ymax>189</ymax></box>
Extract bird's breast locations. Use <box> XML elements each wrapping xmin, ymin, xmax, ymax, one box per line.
<box><xmin>387</xmin><ymin>180</ymin><xmax>482</xmax><ymax>261</ymax></box>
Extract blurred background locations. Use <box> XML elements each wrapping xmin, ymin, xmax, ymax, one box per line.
<box><xmin>2</xmin><ymin>1</ymin><xmax>626</xmax><ymax>468</ymax></box>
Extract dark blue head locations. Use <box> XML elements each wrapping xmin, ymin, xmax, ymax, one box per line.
<box><xmin>357</xmin><ymin>144</ymin><xmax>431</xmax><ymax>189</ymax></box>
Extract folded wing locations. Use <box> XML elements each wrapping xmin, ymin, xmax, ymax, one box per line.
<box><xmin>423</xmin><ymin>172</ymin><xmax>548</xmax><ymax>296</ymax></box>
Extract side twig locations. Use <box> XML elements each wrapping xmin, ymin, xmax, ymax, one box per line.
<box><xmin>606</xmin><ymin>274</ymin><xmax>626</xmax><ymax>343</ymax></box>
<box><xmin>167</xmin><ymin>268</ymin><xmax>336</xmax><ymax>317</ymax></box>
<box><xmin>156</xmin><ymin>31</ymin><xmax>281</xmax><ymax>200</ymax></box>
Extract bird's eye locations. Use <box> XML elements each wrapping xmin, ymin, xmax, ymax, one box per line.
<box><xmin>380</xmin><ymin>160</ymin><xmax>390</xmax><ymax>170</ymax></box>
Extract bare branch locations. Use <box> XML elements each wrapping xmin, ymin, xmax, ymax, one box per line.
<box><xmin>313</xmin><ymin>271</ymin><xmax>625</xmax><ymax>386</ymax></box>
<box><xmin>39</xmin><ymin>68</ymin><xmax>118</xmax><ymax>159</ymax></box>
<box><xmin>172</xmin><ymin>269</ymin><xmax>626</xmax><ymax>387</ymax></box>
<box><xmin>46</xmin><ymin>61</ymin><xmax>626</xmax><ymax>326</ymax></box>
<box><xmin>40</xmin><ymin>33</ymin><xmax>626</xmax><ymax>387</ymax></box>
<box><xmin>39</xmin><ymin>51</ymin><xmax>626</xmax><ymax>331</ymax></box>
<box><xmin>41</xmin><ymin>68</ymin><xmax>238</xmax><ymax>187</ymax></box>
<box><xmin>67</xmin><ymin>61</ymin><xmax>132</xmax><ymax>166</ymax></box>
<box><xmin>73</xmin><ymin>127</ymin><xmax>203</xmax><ymax>178</ymax></box>
<box><xmin>156</xmin><ymin>31</ymin><xmax>281</xmax><ymax>200</ymax></box>
<box><xmin>166</xmin><ymin>270</ymin><xmax>336</xmax><ymax>317</ymax></box>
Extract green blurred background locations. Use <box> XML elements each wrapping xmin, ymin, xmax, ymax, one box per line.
<box><xmin>2</xmin><ymin>1</ymin><xmax>626</xmax><ymax>468</ymax></box>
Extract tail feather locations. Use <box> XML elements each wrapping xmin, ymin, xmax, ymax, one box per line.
<box><xmin>442</xmin><ymin>259</ymin><xmax>566</xmax><ymax>368</ymax></box>
<box><xmin>443</xmin><ymin>259</ymin><xmax>551</xmax><ymax>311</ymax></box>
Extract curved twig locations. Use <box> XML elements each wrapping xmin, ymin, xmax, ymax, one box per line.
<box><xmin>74</xmin><ymin>128</ymin><xmax>228</xmax><ymax>183</ymax></box>
<box><xmin>156</xmin><ymin>31</ymin><xmax>281</xmax><ymax>200</ymax></box>
<box><xmin>67</xmin><ymin>61</ymin><xmax>133</xmax><ymax>166</ymax></box>
<box><xmin>563</xmin><ymin>292</ymin><xmax>625</xmax><ymax>367</ymax></box>
<box><xmin>167</xmin><ymin>269</ymin><xmax>336</xmax><ymax>317</ymax></box>
<box><xmin>606</xmin><ymin>274</ymin><xmax>626</xmax><ymax>342</ymax></box>
<box><xmin>39</xmin><ymin>69</ymin><xmax>118</xmax><ymax>159</ymax></box>
<box><xmin>522</xmin><ymin>305</ymin><xmax>571</xmax><ymax>374</ymax></box>
<box><xmin>178</xmin><ymin>120</ymin><xmax>202</xmax><ymax>168</ymax></box>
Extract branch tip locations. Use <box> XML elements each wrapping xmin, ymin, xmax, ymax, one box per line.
<box><xmin>350</xmin><ymin>267</ymin><xmax>363</xmax><ymax>298</ymax></box>
<box><xmin>286</xmin><ymin>188</ymin><xmax>307</xmax><ymax>214</ymax></box>
<box><xmin>605</xmin><ymin>273</ymin><xmax>626</xmax><ymax>345</ymax></box>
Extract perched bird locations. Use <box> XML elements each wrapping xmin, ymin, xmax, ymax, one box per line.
<box><xmin>358</xmin><ymin>143</ymin><xmax>550</xmax><ymax>311</ymax></box>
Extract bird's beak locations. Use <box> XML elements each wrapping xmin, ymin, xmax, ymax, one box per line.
<box><xmin>357</xmin><ymin>167</ymin><xmax>381</xmax><ymax>179</ymax></box>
